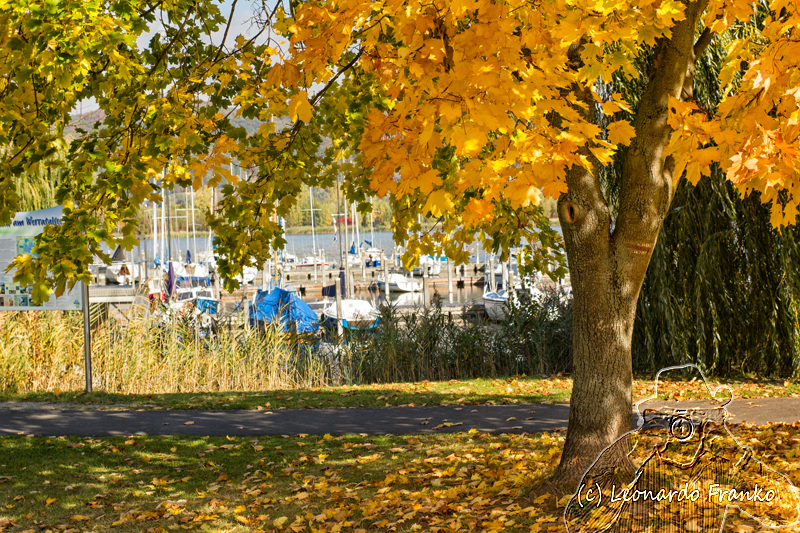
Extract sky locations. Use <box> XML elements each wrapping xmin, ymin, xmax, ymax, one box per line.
<box><xmin>78</xmin><ymin>0</ymin><xmax>273</xmax><ymax>115</ymax></box>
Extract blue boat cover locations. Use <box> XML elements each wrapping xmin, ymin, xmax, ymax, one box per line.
<box><xmin>176</xmin><ymin>276</ymin><xmax>212</xmax><ymax>289</ymax></box>
<box><xmin>167</xmin><ymin>262</ymin><xmax>176</xmax><ymax>296</ymax></box>
<box><xmin>249</xmin><ymin>287</ymin><xmax>319</xmax><ymax>333</ymax></box>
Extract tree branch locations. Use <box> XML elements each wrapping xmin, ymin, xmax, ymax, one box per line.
<box><xmin>694</xmin><ymin>27</ymin><xmax>714</xmax><ymax>59</ymax></box>
<box><xmin>556</xmin><ymin>36</ymin><xmax>614</xmax><ymax>270</ymax></box>
<box><xmin>211</xmin><ymin>0</ymin><xmax>238</xmax><ymax>64</ymax></box>
<box><xmin>613</xmin><ymin>0</ymin><xmax>710</xmax><ymax>281</ymax></box>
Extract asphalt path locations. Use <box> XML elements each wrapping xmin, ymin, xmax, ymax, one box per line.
<box><xmin>0</xmin><ymin>397</ymin><xmax>798</xmax><ymax>437</ymax></box>
<box><xmin>0</xmin><ymin>403</ymin><xmax>570</xmax><ymax>437</ymax></box>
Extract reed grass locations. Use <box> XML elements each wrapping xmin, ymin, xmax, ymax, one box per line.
<box><xmin>0</xmin><ymin>294</ymin><xmax>574</xmax><ymax>394</ymax></box>
<box><xmin>0</xmin><ymin>309</ymin><xmax>328</xmax><ymax>394</ymax></box>
<box><xmin>340</xmin><ymin>291</ymin><xmax>573</xmax><ymax>384</ymax></box>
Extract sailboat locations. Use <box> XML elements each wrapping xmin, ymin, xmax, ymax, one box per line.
<box><xmin>296</xmin><ymin>256</ymin><xmax>329</xmax><ymax>269</ymax></box>
<box><xmin>411</xmin><ymin>256</ymin><xmax>443</xmax><ymax>276</ymax></box>
<box><xmin>105</xmin><ymin>245</ymin><xmax>141</xmax><ymax>285</ymax></box>
<box><xmin>322</xmin><ymin>298</ymin><xmax>380</xmax><ymax>329</ymax></box>
<box><xmin>360</xmin><ymin>198</ymin><xmax>383</xmax><ymax>266</ymax></box>
<box><xmin>376</xmin><ymin>272</ymin><xmax>422</xmax><ymax>293</ymax></box>
<box><xmin>295</xmin><ymin>186</ymin><xmax>329</xmax><ymax>269</ymax></box>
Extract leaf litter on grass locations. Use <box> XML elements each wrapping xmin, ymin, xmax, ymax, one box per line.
<box><xmin>0</xmin><ymin>431</ymin><xmax>569</xmax><ymax>533</ymax></box>
<box><xmin>4</xmin><ymin>421</ymin><xmax>799</xmax><ymax>532</ymax></box>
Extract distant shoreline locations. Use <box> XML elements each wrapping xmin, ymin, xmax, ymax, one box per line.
<box><xmin>122</xmin><ymin>219</ymin><xmax>561</xmax><ymax>240</ymax></box>
<box><xmin>285</xmin><ymin>219</ymin><xmax>561</xmax><ymax>235</ymax></box>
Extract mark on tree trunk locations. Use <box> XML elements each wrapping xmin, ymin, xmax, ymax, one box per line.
<box><xmin>625</xmin><ymin>243</ymin><xmax>652</xmax><ymax>254</ymax></box>
<box><xmin>561</xmin><ymin>202</ymin><xmax>580</xmax><ymax>224</ymax></box>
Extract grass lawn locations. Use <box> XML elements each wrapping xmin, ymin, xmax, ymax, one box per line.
<box><xmin>0</xmin><ymin>431</ymin><xmax>568</xmax><ymax>533</ymax></box>
<box><xmin>0</xmin><ymin>375</ymin><xmax>798</xmax><ymax>411</ymax></box>
<box><xmin>2</xmin><ymin>422</ymin><xmax>798</xmax><ymax>533</ymax></box>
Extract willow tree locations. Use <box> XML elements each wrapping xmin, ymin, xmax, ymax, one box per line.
<box><xmin>634</xmin><ymin>170</ymin><xmax>800</xmax><ymax>378</ymax></box>
<box><xmin>3</xmin><ymin>0</ymin><xmax>800</xmax><ymax>487</ymax></box>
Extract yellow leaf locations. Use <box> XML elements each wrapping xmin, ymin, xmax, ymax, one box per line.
<box><xmin>462</xmin><ymin>198</ymin><xmax>494</xmax><ymax>226</ymax></box>
<box><xmin>684</xmin><ymin>161</ymin><xmax>702</xmax><ymax>185</ymax></box>
<box><xmin>452</xmin><ymin>126</ymin><xmax>484</xmax><ymax>156</ymax></box>
<box><xmin>288</xmin><ymin>92</ymin><xmax>314</xmax><ymax>123</ymax></box>
<box><xmin>606</xmin><ymin>121</ymin><xmax>636</xmax><ymax>146</ymax></box>
<box><xmin>70</xmin><ymin>515</ymin><xmax>90</xmax><ymax>522</ymax></box>
<box><xmin>45</xmin><ymin>497</ymin><xmax>57</xmax><ymax>506</ymax></box>
<box><xmin>422</xmin><ymin>189</ymin><xmax>455</xmax><ymax>218</ymax></box>
<box><xmin>274</xmin><ymin>516</ymin><xmax>289</xmax><ymax>528</ymax></box>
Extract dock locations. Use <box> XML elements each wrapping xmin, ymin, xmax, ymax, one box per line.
<box><xmin>85</xmin><ymin>259</ymin><xmax>562</xmax><ymax>326</ymax></box>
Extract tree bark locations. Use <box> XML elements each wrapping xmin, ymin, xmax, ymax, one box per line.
<box><xmin>551</xmin><ymin>0</ymin><xmax>711</xmax><ymax>490</ymax></box>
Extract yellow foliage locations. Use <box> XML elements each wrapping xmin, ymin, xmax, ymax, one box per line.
<box><xmin>288</xmin><ymin>91</ymin><xmax>314</xmax><ymax>123</ymax></box>
<box><xmin>7</xmin><ymin>0</ymin><xmax>800</xmax><ymax>298</ymax></box>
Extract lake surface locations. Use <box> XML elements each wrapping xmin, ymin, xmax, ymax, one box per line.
<box><xmin>106</xmin><ymin>228</ymin><xmax>561</xmax><ymax>305</ymax></box>
<box><xmin>302</xmin><ymin>282</ymin><xmax>487</xmax><ymax>306</ymax></box>
<box><xmin>123</xmin><ymin>227</ymin><xmax>563</xmax><ymax>264</ymax></box>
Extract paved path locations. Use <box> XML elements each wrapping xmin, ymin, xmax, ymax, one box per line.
<box><xmin>0</xmin><ymin>397</ymin><xmax>798</xmax><ymax>437</ymax></box>
<box><xmin>0</xmin><ymin>403</ymin><xmax>570</xmax><ymax>437</ymax></box>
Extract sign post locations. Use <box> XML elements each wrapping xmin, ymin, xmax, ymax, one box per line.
<box><xmin>82</xmin><ymin>281</ymin><xmax>92</xmax><ymax>392</ymax></box>
<box><xmin>0</xmin><ymin>206</ymin><xmax>89</xmax><ymax>391</ymax></box>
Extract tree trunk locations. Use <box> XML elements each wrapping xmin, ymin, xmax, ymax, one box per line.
<box><xmin>549</xmin><ymin>0</ymin><xmax>712</xmax><ymax>490</ymax></box>
<box><xmin>551</xmin><ymin>192</ymin><xmax>654</xmax><ymax>488</ymax></box>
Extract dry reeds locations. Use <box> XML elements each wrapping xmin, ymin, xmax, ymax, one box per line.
<box><xmin>0</xmin><ymin>310</ymin><xmax>326</xmax><ymax>393</ymax></box>
<box><xmin>0</xmin><ymin>293</ymin><xmax>574</xmax><ymax>394</ymax></box>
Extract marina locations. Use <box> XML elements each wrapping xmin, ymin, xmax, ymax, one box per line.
<box><xmin>87</xmin><ymin>254</ymin><xmax>569</xmax><ymax>328</ymax></box>
<box><xmin>90</xmin><ymin>188</ymin><xmax>568</xmax><ymax>329</ymax></box>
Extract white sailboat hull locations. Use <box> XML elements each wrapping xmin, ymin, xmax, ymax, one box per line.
<box><xmin>482</xmin><ymin>289</ymin><xmax>514</xmax><ymax>321</ymax></box>
<box><xmin>377</xmin><ymin>274</ymin><xmax>422</xmax><ymax>293</ymax></box>
<box><xmin>105</xmin><ymin>263</ymin><xmax>142</xmax><ymax>285</ymax></box>
<box><xmin>322</xmin><ymin>299</ymin><xmax>380</xmax><ymax>328</ymax></box>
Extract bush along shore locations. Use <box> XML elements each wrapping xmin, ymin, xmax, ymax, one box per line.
<box><xmin>0</xmin><ymin>293</ymin><xmax>573</xmax><ymax>395</ymax></box>
<box><xmin>3</xmin><ymin>291</ymin><xmax>799</xmax><ymax>406</ymax></box>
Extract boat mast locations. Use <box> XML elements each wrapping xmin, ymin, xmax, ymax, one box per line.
<box><xmin>160</xmin><ymin>169</ymin><xmax>166</xmax><ymax>266</ymax></box>
<box><xmin>185</xmin><ymin>186</ymin><xmax>190</xmax><ymax>263</ymax></box>
<box><xmin>165</xmin><ymin>168</ymin><xmax>172</xmax><ymax>262</ymax></box>
<box><xmin>335</xmin><ymin>175</ymin><xmax>346</xmax><ymax>294</ymax></box>
<box><xmin>161</xmin><ymin>196</ymin><xmax>165</xmax><ymax>266</ymax></box>
<box><xmin>344</xmin><ymin>194</ymin><xmax>350</xmax><ymax>286</ymax></box>
<box><xmin>153</xmin><ymin>200</ymin><xmax>157</xmax><ymax>266</ymax></box>
<box><xmin>370</xmin><ymin>197</ymin><xmax>375</xmax><ymax>248</ymax></box>
<box><xmin>310</xmin><ymin>187</ymin><xmax>316</xmax><ymax>256</ymax></box>
<box><xmin>305</xmin><ymin>186</ymin><xmax>320</xmax><ymax>258</ymax></box>
<box><xmin>354</xmin><ymin>202</ymin><xmax>360</xmax><ymax>252</ymax></box>
<box><xmin>352</xmin><ymin>202</ymin><xmax>358</xmax><ymax>253</ymax></box>
<box><xmin>191</xmin><ymin>187</ymin><xmax>197</xmax><ymax>262</ymax></box>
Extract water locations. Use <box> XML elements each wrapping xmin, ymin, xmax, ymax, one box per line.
<box><xmin>302</xmin><ymin>283</ymin><xmax>487</xmax><ymax>306</ymax></box>
<box><xmin>104</xmin><ymin>227</ymin><xmax>561</xmax><ymax>305</ymax></box>
<box><xmin>112</xmin><ymin>232</ymin><xmax>396</xmax><ymax>262</ymax></box>
<box><xmin>119</xmin><ymin>226</ymin><xmax>563</xmax><ymax>263</ymax></box>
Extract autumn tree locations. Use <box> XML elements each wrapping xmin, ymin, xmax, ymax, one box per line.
<box><xmin>3</xmin><ymin>0</ymin><xmax>800</xmax><ymax>488</ymax></box>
